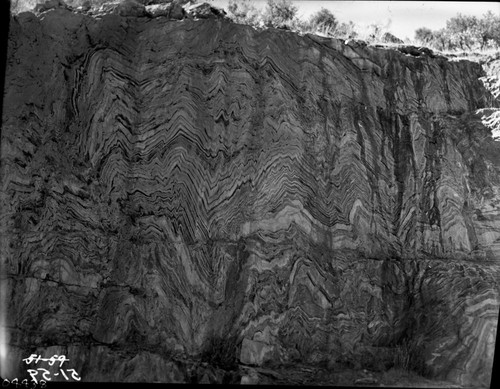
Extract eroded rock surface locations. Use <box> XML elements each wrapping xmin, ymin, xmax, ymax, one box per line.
<box><xmin>1</xmin><ymin>8</ymin><xmax>499</xmax><ymax>387</ymax></box>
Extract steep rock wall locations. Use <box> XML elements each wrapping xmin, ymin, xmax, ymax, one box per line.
<box><xmin>1</xmin><ymin>8</ymin><xmax>499</xmax><ymax>386</ymax></box>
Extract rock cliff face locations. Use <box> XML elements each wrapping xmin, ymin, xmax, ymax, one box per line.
<box><xmin>1</xmin><ymin>7</ymin><xmax>499</xmax><ymax>387</ymax></box>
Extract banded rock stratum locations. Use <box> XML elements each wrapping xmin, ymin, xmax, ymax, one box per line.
<box><xmin>1</xmin><ymin>6</ymin><xmax>500</xmax><ymax>387</ymax></box>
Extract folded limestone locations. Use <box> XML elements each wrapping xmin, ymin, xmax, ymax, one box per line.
<box><xmin>2</xmin><ymin>8</ymin><xmax>499</xmax><ymax>388</ymax></box>
<box><xmin>240</xmin><ymin>338</ymin><xmax>275</xmax><ymax>366</ymax></box>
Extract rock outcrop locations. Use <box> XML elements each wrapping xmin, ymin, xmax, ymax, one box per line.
<box><xmin>381</xmin><ymin>32</ymin><xmax>404</xmax><ymax>44</ymax></box>
<box><xmin>479</xmin><ymin>53</ymin><xmax>500</xmax><ymax>139</ymax></box>
<box><xmin>1</xmin><ymin>7</ymin><xmax>499</xmax><ymax>387</ymax></box>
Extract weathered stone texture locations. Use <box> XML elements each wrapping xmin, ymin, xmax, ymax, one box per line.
<box><xmin>1</xmin><ymin>9</ymin><xmax>499</xmax><ymax>387</ymax></box>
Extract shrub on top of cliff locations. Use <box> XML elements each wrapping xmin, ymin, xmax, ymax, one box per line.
<box><xmin>415</xmin><ymin>11</ymin><xmax>500</xmax><ymax>52</ymax></box>
<box><xmin>446</xmin><ymin>11</ymin><xmax>500</xmax><ymax>51</ymax></box>
<box><xmin>227</xmin><ymin>0</ymin><xmax>261</xmax><ymax>27</ymax></box>
<box><xmin>358</xmin><ymin>20</ymin><xmax>397</xmax><ymax>44</ymax></box>
<box><xmin>262</xmin><ymin>0</ymin><xmax>297</xmax><ymax>29</ymax></box>
<box><xmin>331</xmin><ymin>20</ymin><xmax>358</xmax><ymax>39</ymax></box>
<box><xmin>310</xmin><ymin>7</ymin><xmax>337</xmax><ymax>30</ymax></box>
<box><xmin>226</xmin><ymin>0</ymin><xmax>356</xmax><ymax>38</ymax></box>
<box><xmin>415</xmin><ymin>27</ymin><xmax>434</xmax><ymax>46</ymax></box>
<box><xmin>446</xmin><ymin>13</ymin><xmax>480</xmax><ymax>50</ymax></box>
<box><xmin>479</xmin><ymin>10</ymin><xmax>500</xmax><ymax>49</ymax></box>
<box><xmin>307</xmin><ymin>7</ymin><xmax>337</xmax><ymax>36</ymax></box>
<box><xmin>429</xmin><ymin>28</ymin><xmax>455</xmax><ymax>51</ymax></box>
<box><xmin>201</xmin><ymin>333</ymin><xmax>239</xmax><ymax>371</ymax></box>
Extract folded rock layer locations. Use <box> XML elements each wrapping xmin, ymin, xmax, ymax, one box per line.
<box><xmin>1</xmin><ymin>9</ymin><xmax>499</xmax><ymax>386</ymax></box>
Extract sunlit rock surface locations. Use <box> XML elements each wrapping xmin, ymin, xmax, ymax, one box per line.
<box><xmin>1</xmin><ymin>7</ymin><xmax>499</xmax><ymax>387</ymax></box>
<box><xmin>479</xmin><ymin>53</ymin><xmax>500</xmax><ymax>139</ymax></box>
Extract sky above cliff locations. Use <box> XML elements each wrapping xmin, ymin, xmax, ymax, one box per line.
<box><xmin>210</xmin><ymin>0</ymin><xmax>500</xmax><ymax>40</ymax></box>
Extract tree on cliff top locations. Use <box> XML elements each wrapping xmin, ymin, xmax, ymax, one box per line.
<box><xmin>263</xmin><ymin>0</ymin><xmax>298</xmax><ymax>29</ymax></box>
<box><xmin>309</xmin><ymin>7</ymin><xmax>337</xmax><ymax>30</ymax></box>
<box><xmin>308</xmin><ymin>7</ymin><xmax>338</xmax><ymax>36</ymax></box>
<box><xmin>478</xmin><ymin>11</ymin><xmax>500</xmax><ymax>49</ymax></box>
<box><xmin>415</xmin><ymin>27</ymin><xmax>434</xmax><ymax>45</ymax></box>
<box><xmin>446</xmin><ymin>13</ymin><xmax>480</xmax><ymax>50</ymax></box>
<box><xmin>227</xmin><ymin>0</ymin><xmax>261</xmax><ymax>27</ymax></box>
<box><xmin>415</xmin><ymin>11</ymin><xmax>500</xmax><ymax>51</ymax></box>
